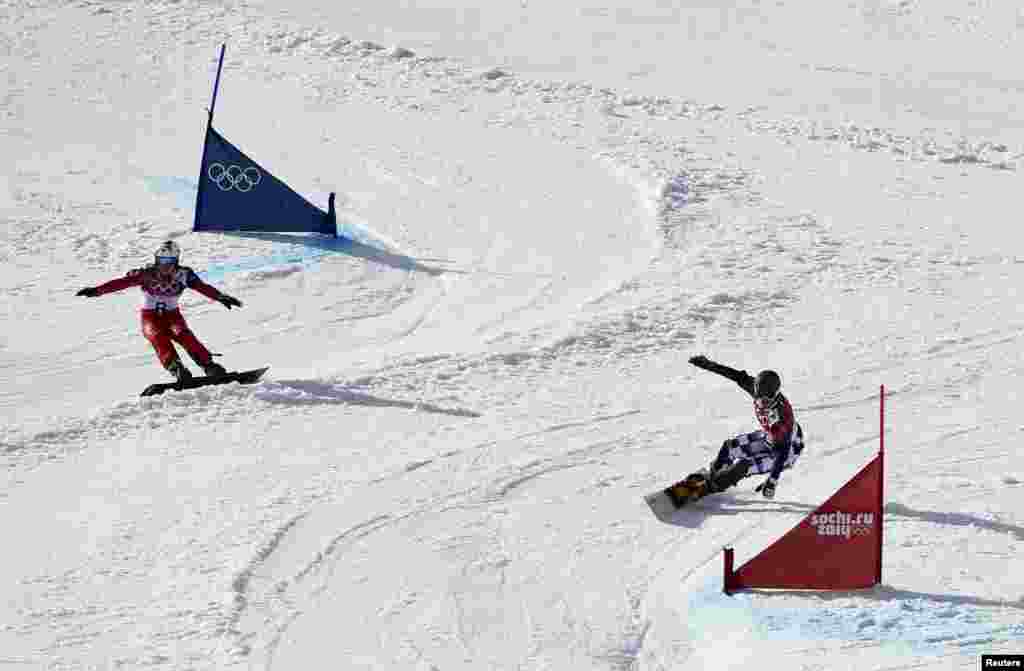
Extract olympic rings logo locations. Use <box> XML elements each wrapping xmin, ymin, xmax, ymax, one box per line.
<box><xmin>851</xmin><ymin>526</ymin><xmax>872</xmax><ymax>537</ymax></box>
<box><xmin>208</xmin><ymin>163</ymin><xmax>262</xmax><ymax>192</ymax></box>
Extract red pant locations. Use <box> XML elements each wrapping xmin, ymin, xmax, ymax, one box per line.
<box><xmin>141</xmin><ymin>309</ymin><xmax>213</xmax><ymax>369</ymax></box>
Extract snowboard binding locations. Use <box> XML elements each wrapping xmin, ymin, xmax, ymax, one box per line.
<box><xmin>665</xmin><ymin>469</ymin><xmax>712</xmax><ymax>506</ymax></box>
<box><xmin>141</xmin><ymin>366</ymin><xmax>269</xmax><ymax>397</ymax></box>
<box><xmin>644</xmin><ymin>459</ymin><xmax>755</xmax><ymax>520</ymax></box>
<box><xmin>708</xmin><ymin>459</ymin><xmax>751</xmax><ymax>493</ymax></box>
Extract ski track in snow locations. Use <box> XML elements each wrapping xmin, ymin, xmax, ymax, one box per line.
<box><xmin>222</xmin><ymin>412</ymin><xmax>663</xmax><ymax>668</ymax></box>
<box><xmin>4</xmin><ymin>1</ymin><xmax>1024</xmax><ymax>669</ymax></box>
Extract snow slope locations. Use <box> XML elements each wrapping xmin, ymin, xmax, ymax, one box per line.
<box><xmin>2</xmin><ymin>1</ymin><xmax>1023</xmax><ymax>669</ymax></box>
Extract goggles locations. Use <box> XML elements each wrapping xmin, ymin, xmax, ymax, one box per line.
<box><xmin>156</xmin><ymin>256</ymin><xmax>178</xmax><ymax>266</ymax></box>
<box><xmin>754</xmin><ymin>392</ymin><xmax>779</xmax><ymax>410</ymax></box>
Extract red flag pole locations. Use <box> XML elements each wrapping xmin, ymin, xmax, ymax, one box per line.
<box><xmin>876</xmin><ymin>384</ymin><xmax>885</xmax><ymax>584</ymax></box>
<box><xmin>723</xmin><ymin>547</ymin><xmax>736</xmax><ymax>594</ymax></box>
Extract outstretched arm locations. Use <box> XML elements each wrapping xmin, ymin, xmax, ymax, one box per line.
<box><xmin>185</xmin><ymin>270</ymin><xmax>242</xmax><ymax>309</ymax></box>
<box><xmin>688</xmin><ymin>355</ymin><xmax>756</xmax><ymax>397</ymax></box>
<box><xmin>77</xmin><ymin>272</ymin><xmax>143</xmax><ymax>297</ymax></box>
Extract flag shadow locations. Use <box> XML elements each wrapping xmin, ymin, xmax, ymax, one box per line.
<box><xmin>221</xmin><ymin>231</ymin><xmax>460</xmax><ymax>277</ymax></box>
<box><xmin>741</xmin><ymin>585</ymin><xmax>1024</xmax><ymax>610</ymax></box>
<box><xmin>885</xmin><ymin>502</ymin><xmax>1024</xmax><ymax>542</ymax></box>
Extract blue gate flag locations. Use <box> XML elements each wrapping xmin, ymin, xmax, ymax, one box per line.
<box><xmin>193</xmin><ymin>127</ymin><xmax>337</xmax><ymax>236</ymax></box>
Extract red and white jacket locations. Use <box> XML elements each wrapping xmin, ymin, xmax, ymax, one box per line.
<box><xmin>91</xmin><ymin>265</ymin><xmax>225</xmax><ymax>312</ymax></box>
<box><xmin>755</xmin><ymin>393</ymin><xmax>796</xmax><ymax>447</ymax></box>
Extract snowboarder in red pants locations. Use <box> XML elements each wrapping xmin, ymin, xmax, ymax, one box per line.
<box><xmin>76</xmin><ymin>240</ymin><xmax>242</xmax><ymax>381</ymax></box>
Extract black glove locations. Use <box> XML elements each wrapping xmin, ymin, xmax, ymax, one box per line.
<box><xmin>218</xmin><ymin>294</ymin><xmax>242</xmax><ymax>310</ymax></box>
<box><xmin>688</xmin><ymin>354</ymin><xmax>712</xmax><ymax>368</ymax></box>
<box><xmin>756</xmin><ymin>477</ymin><xmax>777</xmax><ymax>499</ymax></box>
<box><xmin>76</xmin><ymin>287</ymin><xmax>99</xmax><ymax>298</ymax></box>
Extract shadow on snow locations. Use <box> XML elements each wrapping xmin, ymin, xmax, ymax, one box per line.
<box><xmin>653</xmin><ymin>495</ymin><xmax>1024</xmax><ymax>544</ymax></box>
<box><xmin>256</xmin><ymin>379</ymin><xmax>481</xmax><ymax>418</ymax></box>
<box><xmin>220</xmin><ymin>231</ymin><xmax>455</xmax><ymax>277</ymax></box>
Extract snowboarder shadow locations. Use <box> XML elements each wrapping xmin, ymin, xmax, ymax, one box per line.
<box><xmin>257</xmin><ymin>379</ymin><xmax>482</xmax><ymax>418</ymax></box>
<box><xmin>653</xmin><ymin>494</ymin><xmax>816</xmax><ymax>528</ymax></box>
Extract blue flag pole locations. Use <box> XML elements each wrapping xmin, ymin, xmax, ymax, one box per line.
<box><xmin>193</xmin><ymin>44</ymin><xmax>227</xmax><ymax>232</ymax></box>
<box><xmin>208</xmin><ymin>43</ymin><xmax>227</xmax><ymax>124</ymax></box>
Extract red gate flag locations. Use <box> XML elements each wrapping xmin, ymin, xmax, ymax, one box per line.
<box><xmin>724</xmin><ymin>385</ymin><xmax>885</xmax><ymax>593</ymax></box>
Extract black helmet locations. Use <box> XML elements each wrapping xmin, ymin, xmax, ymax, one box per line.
<box><xmin>754</xmin><ymin>370</ymin><xmax>781</xmax><ymax>401</ymax></box>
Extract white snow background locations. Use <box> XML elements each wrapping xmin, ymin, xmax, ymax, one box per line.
<box><xmin>3</xmin><ymin>0</ymin><xmax>1024</xmax><ymax>669</ymax></box>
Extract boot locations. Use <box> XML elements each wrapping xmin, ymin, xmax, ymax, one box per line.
<box><xmin>709</xmin><ymin>459</ymin><xmax>751</xmax><ymax>493</ymax></box>
<box><xmin>705</xmin><ymin>456</ymin><xmax>727</xmax><ymax>490</ymax></box>
<box><xmin>666</xmin><ymin>472</ymin><xmax>709</xmax><ymax>506</ymax></box>
<box><xmin>708</xmin><ymin>440</ymin><xmax>733</xmax><ymax>481</ymax></box>
<box><xmin>167</xmin><ymin>358</ymin><xmax>193</xmax><ymax>382</ymax></box>
<box><xmin>202</xmin><ymin>361</ymin><xmax>227</xmax><ymax>377</ymax></box>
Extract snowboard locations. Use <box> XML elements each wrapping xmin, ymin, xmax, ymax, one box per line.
<box><xmin>644</xmin><ymin>461</ymin><xmax>752</xmax><ymax>520</ymax></box>
<box><xmin>644</xmin><ymin>471</ymin><xmax>712</xmax><ymax>521</ymax></box>
<box><xmin>140</xmin><ymin>367</ymin><xmax>269</xmax><ymax>397</ymax></box>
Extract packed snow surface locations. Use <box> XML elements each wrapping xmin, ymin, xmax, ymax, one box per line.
<box><xmin>2</xmin><ymin>1</ymin><xmax>1023</xmax><ymax>669</ymax></box>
